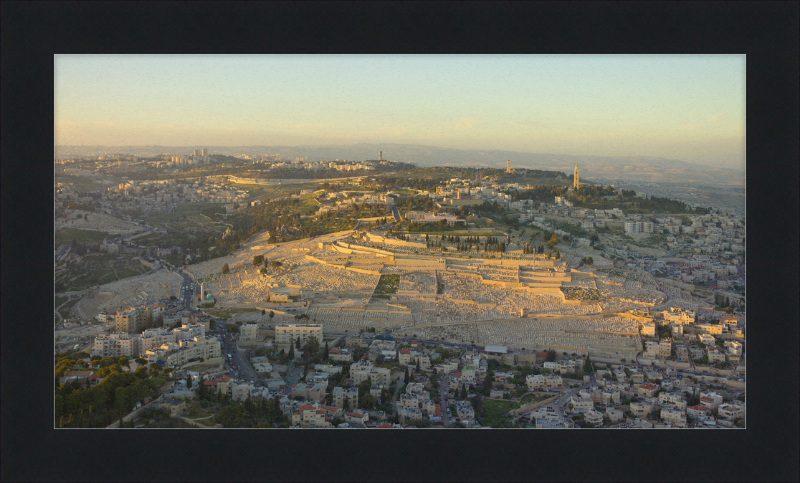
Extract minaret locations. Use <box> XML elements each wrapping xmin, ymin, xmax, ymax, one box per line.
<box><xmin>379</xmin><ymin>151</ymin><xmax>382</xmax><ymax>161</ymax></box>
<box><xmin>507</xmin><ymin>160</ymin><xmax>511</xmax><ymax>173</ymax></box>
<box><xmin>574</xmin><ymin>163</ymin><xmax>580</xmax><ymax>190</ymax></box>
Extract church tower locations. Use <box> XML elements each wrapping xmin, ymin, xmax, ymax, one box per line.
<box><xmin>574</xmin><ymin>163</ymin><xmax>580</xmax><ymax>190</ymax></box>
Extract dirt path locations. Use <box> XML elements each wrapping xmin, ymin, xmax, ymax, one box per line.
<box><xmin>55</xmin><ymin>299</ymin><xmax>72</xmax><ymax>324</ymax></box>
<box><xmin>180</xmin><ymin>416</ymin><xmax>215</xmax><ymax>428</ymax></box>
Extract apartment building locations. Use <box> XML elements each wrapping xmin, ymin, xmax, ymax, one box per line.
<box><xmin>165</xmin><ymin>336</ymin><xmax>222</xmax><ymax>367</ymax></box>
<box><xmin>699</xmin><ymin>391</ymin><xmax>724</xmax><ymax>410</ymax></box>
<box><xmin>698</xmin><ymin>333</ymin><xmax>717</xmax><ymax>346</ymax></box>
<box><xmin>624</xmin><ymin>221</ymin><xmax>654</xmax><ymax>234</ymax></box>
<box><xmin>544</xmin><ymin>374</ymin><xmax>563</xmax><ymax>390</ymax></box>
<box><xmin>661</xmin><ymin>407</ymin><xmax>688</xmax><ymax>427</ymax></box>
<box><xmin>332</xmin><ymin>386</ymin><xmax>359</xmax><ymax>409</ymax></box>
<box><xmin>434</xmin><ymin>361</ymin><xmax>458</xmax><ymax>374</ymax></box>
<box><xmin>116</xmin><ymin>306</ymin><xmax>150</xmax><ymax>333</ymax></box>
<box><xmin>658</xmin><ymin>392</ymin><xmax>688</xmax><ymax>411</ymax></box>
<box><xmin>328</xmin><ymin>348</ymin><xmax>352</xmax><ymax>362</ymax></box>
<box><xmin>275</xmin><ymin>324</ymin><xmax>323</xmax><ymax>345</ymax></box>
<box><xmin>707</xmin><ymin>346</ymin><xmax>727</xmax><ymax>364</ymax></box>
<box><xmin>630</xmin><ymin>401</ymin><xmax>652</xmax><ymax>418</ymax></box>
<box><xmin>351</xmin><ymin>367</ymin><xmax>391</xmax><ymax>386</ymax></box>
<box><xmin>724</xmin><ymin>340</ymin><xmax>742</xmax><ymax>355</ymax></box>
<box><xmin>290</xmin><ymin>383</ymin><xmax>326</xmax><ymax>402</ymax></box>
<box><xmin>638</xmin><ymin>383</ymin><xmax>658</xmax><ymax>398</ymax></box>
<box><xmin>568</xmin><ymin>396</ymin><xmax>594</xmax><ymax>414</ymax></box>
<box><xmin>584</xmin><ymin>409</ymin><xmax>604</xmax><ymax>426</ymax></box>
<box><xmin>606</xmin><ymin>407</ymin><xmax>624</xmax><ymax>423</ymax></box>
<box><xmin>455</xmin><ymin>401</ymin><xmax>475</xmax><ymax>420</ymax></box>
<box><xmin>661</xmin><ymin>308</ymin><xmax>695</xmax><ymax>325</ymax></box>
<box><xmin>717</xmin><ymin>403</ymin><xmax>744</xmax><ymax>421</ymax></box>
<box><xmin>697</xmin><ymin>324</ymin><xmax>724</xmax><ymax>335</ymax></box>
<box><xmin>173</xmin><ymin>323</ymin><xmax>205</xmax><ymax>341</ymax></box>
<box><xmin>240</xmin><ymin>324</ymin><xmax>259</xmax><ymax>341</ymax></box>
<box><xmin>91</xmin><ymin>332</ymin><xmax>140</xmax><ymax>358</ymax></box>
<box><xmin>139</xmin><ymin>328</ymin><xmax>176</xmax><ymax>354</ymax></box>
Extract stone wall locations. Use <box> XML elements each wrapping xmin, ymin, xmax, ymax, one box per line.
<box><xmin>182</xmin><ymin>356</ymin><xmax>224</xmax><ymax>370</ymax></box>
<box><xmin>509</xmin><ymin>395</ymin><xmax>559</xmax><ymax>416</ymax></box>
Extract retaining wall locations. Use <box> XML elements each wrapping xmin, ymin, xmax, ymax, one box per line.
<box><xmin>509</xmin><ymin>395</ymin><xmax>559</xmax><ymax>417</ymax></box>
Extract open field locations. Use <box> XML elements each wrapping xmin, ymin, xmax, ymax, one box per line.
<box><xmin>56</xmin><ymin>211</ymin><xmax>142</xmax><ymax>235</ymax></box>
<box><xmin>55</xmin><ymin>228</ymin><xmax>110</xmax><ymax>244</ymax></box>
<box><xmin>482</xmin><ymin>399</ymin><xmax>519</xmax><ymax>426</ymax></box>
<box><xmin>56</xmin><ymin>253</ymin><xmax>152</xmax><ymax>293</ymax></box>
<box><xmin>519</xmin><ymin>392</ymin><xmax>555</xmax><ymax>406</ymax></box>
<box><xmin>55</xmin><ymin>174</ymin><xmax>110</xmax><ymax>192</ymax></box>
<box><xmin>74</xmin><ymin>269</ymin><xmax>184</xmax><ymax>320</ymax></box>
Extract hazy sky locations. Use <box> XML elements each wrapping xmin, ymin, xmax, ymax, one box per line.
<box><xmin>55</xmin><ymin>55</ymin><xmax>745</xmax><ymax>167</ymax></box>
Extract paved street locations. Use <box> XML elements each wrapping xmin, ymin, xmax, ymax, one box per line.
<box><xmin>438</xmin><ymin>374</ymin><xmax>451</xmax><ymax>426</ymax></box>
<box><xmin>516</xmin><ymin>370</ymin><xmax>598</xmax><ymax>428</ymax></box>
<box><xmin>390</xmin><ymin>380</ymin><xmax>405</xmax><ymax>417</ymax></box>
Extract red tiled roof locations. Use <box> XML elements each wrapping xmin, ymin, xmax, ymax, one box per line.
<box><xmin>346</xmin><ymin>412</ymin><xmax>364</xmax><ymax>418</ymax></box>
<box><xmin>376</xmin><ymin>423</ymin><xmax>393</xmax><ymax>428</ymax></box>
<box><xmin>329</xmin><ymin>349</ymin><xmax>341</xmax><ymax>354</ymax></box>
<box><xmin>640</xmin><ymin>383</ymin><xmax>656</xmax><ymax>389</ymax></box>
<box><xmin>399</xmin><ymin>349</ymin><xmax>411</xmax><ymax>354</ymax></box>
<box><xmin>700</xmin><ymin>396</ymin><xmax>713</xmax><ymax>402</ymax></box>
<box><xmin>315</xmin><ymin>410</ymin><xmax>326</xmax><ymax>415</ymax></box>
<box><xmin>537</xmin><ymin>352</ymin><xmax>548</xmax><ymax>357</ymax></box>
<box><xmin>298</xmin><ymin>405</ymin><xmax>315</xmax><ymax>411</ymax></box>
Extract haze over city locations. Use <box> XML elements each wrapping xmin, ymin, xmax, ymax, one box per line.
<box><xmin>53</xmin><ymin>53</ymin><xmax>747</xmax><ymax>432</ymax></box>
<box><xmin>55</xmin><ymin>55</ymin><xmax>745</xmax><ymax>170</ymax></box>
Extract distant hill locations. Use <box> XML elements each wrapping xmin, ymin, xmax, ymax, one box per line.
<box><xmin>56</xmin><ymin>142</ymin><xmax>745</xmax><ymax>187</ymax></box>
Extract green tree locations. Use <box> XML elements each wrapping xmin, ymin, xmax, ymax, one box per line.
<box><xmin>186</xmin><ymin>376</ymin><xmax>192</xmax><ymax>389</ymax></box>
<box><xmin>555</xmin><ymin>250</ymin><xmax>561</xmax><ymax>260</ymax></box>
<box><xmin>404</xmin><ymin>366</ymin><xmax>410</xmax><ymax>384</ymax></box>
<box><xmin>269</xmin><ymin>311</ymin><xmax>274</xmax><ymax>321</ymax></box>
<box><xmin>304</xmin><ymin>337</ymin><xmax>320</xmax><ymax>358</ymax></box>
<box><xmin>483</xmin><ymin>369</ymin><xmax>494</xmax><ymax>395</ymax></box>
<box><xmin>547</xmin><ymin>234</ymin><xmax>558</xmax><ymax>249</ymax></box>
<box><xmin>222</xmin><ymin>263</ymin><xmax>230</xmax><ymax>275</ymax></box>
<box><xmin>323</xmin><ymin>342</ymin><xmax>329</xmax><ymax>361</ymax></box>
<box><xmin>118</xmin><ymin>356</ymin><xmax>130</xmax><ymax>367</ymax></box>
<box><xmin>197</xmin><ymin>374</ymin><xmax>207</xmax><ymax>400</ymax></box>
<box><xmin>253</xmin><ymin>255</ymin><xmax>264</xmax><ymax>266</ymax></box>
<box><xmin>545</xmin><ymin>349</ymin><xmax>557</xmax><ymax>362</ymax></box>
<box><xmin>288</xmin><ymin>340</ymin><xmax>295</xmax><ymax>360</ymax></box>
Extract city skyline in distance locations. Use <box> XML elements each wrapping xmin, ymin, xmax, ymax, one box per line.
<box><xmin>55</xmin><ymin>55</ymin><xmax>745</xmax><ymax>169</ymax></box>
